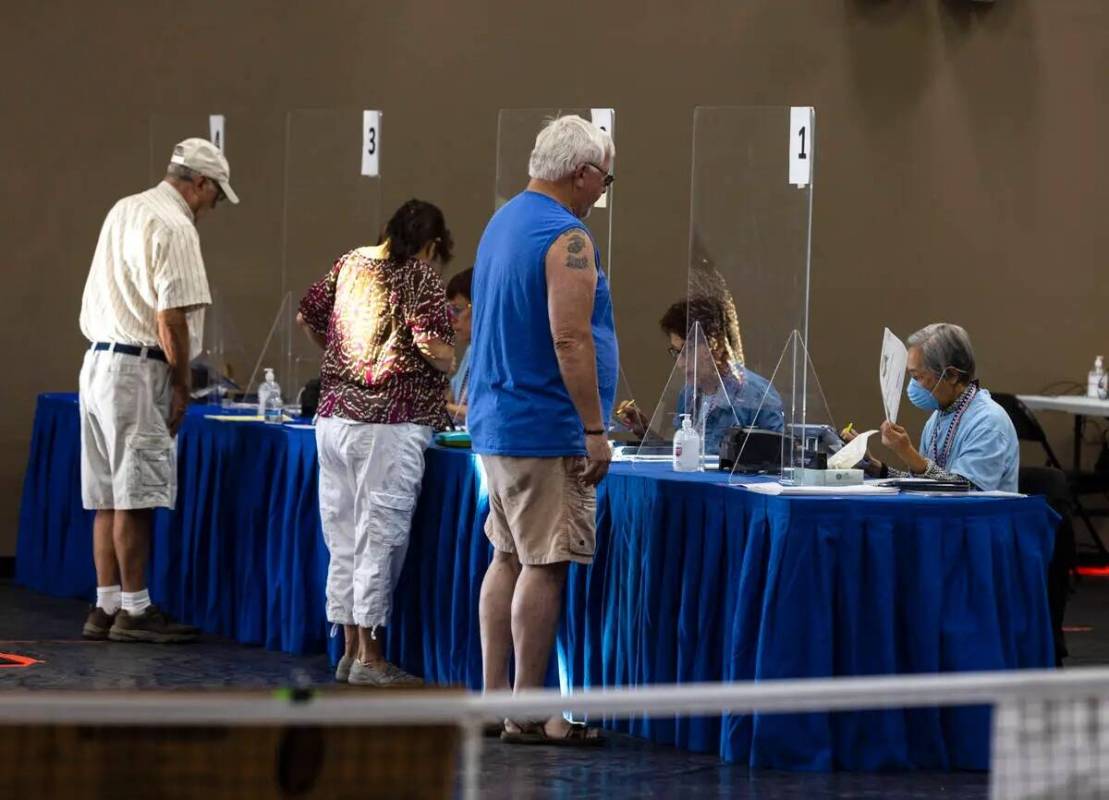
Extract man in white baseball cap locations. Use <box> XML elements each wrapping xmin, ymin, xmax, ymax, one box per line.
<box><xmin>170</xmin><ymin>137</ymin><xmax>240</xmax><ymax>207</ymax></box>
<box><xmin>76</xmin><ymin>137</ymin><xmax>237</xmax><ymax>643</ymax></box>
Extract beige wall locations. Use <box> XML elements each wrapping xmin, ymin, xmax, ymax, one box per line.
<box><xmin>2</xmin><ymin>1</ymin><xmax>1106</xmax><ymax>555</ymax></box>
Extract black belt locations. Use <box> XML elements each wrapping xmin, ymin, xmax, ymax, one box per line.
<box><xmin>92</xmin><ymin>342</ymin><xmax>167</xmax><ymax>363</ymax></box>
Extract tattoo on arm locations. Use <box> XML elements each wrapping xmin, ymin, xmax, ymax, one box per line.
<box><xmin>564</xmin><ymin>232</ymin><xmax>591</xmax><ymax>270</ymax></box>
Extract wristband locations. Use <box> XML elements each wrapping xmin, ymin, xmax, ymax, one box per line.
<box><xmin>583</xmin><ymin>428</ymin><xmax>606</xmax><ymax>437</ymax></box>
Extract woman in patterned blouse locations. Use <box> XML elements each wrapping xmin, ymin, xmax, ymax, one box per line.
<box><xmin>297</xmin><ymin>199</ymin><xmax>455</xmax><ymax>687</ymax></box>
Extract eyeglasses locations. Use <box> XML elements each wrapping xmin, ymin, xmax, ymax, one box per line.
<box><xmin>585</xmin><ymin>163</ymin><xmax>615</xmax><ymax>188</ymax></box>
<box><xmin>206</xmin><ymin>178</ymin><xmax>226</xmax><ymax>204</ymax></box>
<box><xmin>447</xmin><ymin>302</ymin><xmax>471</xmax><ymax>320</ymax></box>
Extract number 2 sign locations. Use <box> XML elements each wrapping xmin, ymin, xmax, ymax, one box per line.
<box><xmin>589</xmin><ymin>108</ymin><xmax>614</xmax><ymax>208</ymax></box>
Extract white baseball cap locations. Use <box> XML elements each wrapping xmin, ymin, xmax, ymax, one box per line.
<box><xmin>169</xmin><ymin>138</ymin><xmax>240</xmax><ymax>204</ymax></box>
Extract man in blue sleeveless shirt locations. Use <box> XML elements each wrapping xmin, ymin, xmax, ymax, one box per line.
<box><xmin>469</xmin><ymin>115</ymin><xmax>617</xmax><ymax>744</ymax></box>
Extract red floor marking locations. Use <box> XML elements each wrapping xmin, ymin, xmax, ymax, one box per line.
<box><xmin>0</xmin><ymin>653</ymin><xmax>43</xmax><ymax>668</ymax></box>
<box><xmin>1076</xmin><ymin>566</ymin><xmax>1109</xmax><ymax>577</ymax></box>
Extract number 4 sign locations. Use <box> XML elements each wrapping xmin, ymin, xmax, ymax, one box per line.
<box><xmin>788</xmin><ymin>106</ymin><xmax>814</xmax><ymax>188</ymax></box>
<box><xmin>361</xmin><ymin>110</ymin><xmax>381</xmax><ymax>177</ymax></box>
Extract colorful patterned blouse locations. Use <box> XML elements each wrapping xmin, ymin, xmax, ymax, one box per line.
<box><xmin>298</xmin><ymin>249</ymin><xmax>454</xmax><ymax>428</ymax></box>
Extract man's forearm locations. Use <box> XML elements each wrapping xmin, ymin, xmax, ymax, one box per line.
<box><xmin>157</xmin><ymin>313</ymin><xmax>191</xmax><ymax>388</ymax></box>
<box><xmin>554</xmin><ymin>334</ymin><xmax>604</xmax><ymax>430</ymax></box>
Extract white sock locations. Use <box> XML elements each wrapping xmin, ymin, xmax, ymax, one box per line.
<box><xmin>96</xmin><ymin>585</ymin><xmax>121</xmax><ymax>615</ymax></box>
<box><xmin>121</xmin><ymin>589</ymin><xmax>151</xmax><ymax>616</ymax></box>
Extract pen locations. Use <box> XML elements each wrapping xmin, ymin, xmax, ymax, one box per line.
<box><xmin>843</xmin><ymin>422</ymin><xmax>854</xmax><ymax>436</ymax></box>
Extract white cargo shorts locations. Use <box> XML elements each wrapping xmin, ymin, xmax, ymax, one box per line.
<box><xmin>315</xmin><ymin>415</ymin><xmax>432</xmax><ymax>629</ymax></box>
<box><xmin>79</xmin><ymin>346</ymin><xmax>176</xmax><ymax>511</ymax></box>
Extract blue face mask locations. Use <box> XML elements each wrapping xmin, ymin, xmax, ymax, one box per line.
<box><xmin>907</xmin><ymin>377</ymin><xmax>941</xmax><ymax>412</ymax></box>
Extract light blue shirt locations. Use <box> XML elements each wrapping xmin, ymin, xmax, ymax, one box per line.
<box><xmin>677</xmin><ymin>364</ymin><xmax>785</xmax><ymax>454</ymax></box>
<box><xmin>449</xmin><ymin>344</ymin><xmax>471</xmax><ymax>403</ymax></box>
<box><xmin>919</xmin><ymin>387</ymin><xmax>1019</xmax><ymax>492</ymax></box>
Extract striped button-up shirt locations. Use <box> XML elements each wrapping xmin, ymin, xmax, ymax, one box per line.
<box><xmin>79</xmin><ymin>181</ymin><xmax>211</xmax><ymax>358</ymax></box>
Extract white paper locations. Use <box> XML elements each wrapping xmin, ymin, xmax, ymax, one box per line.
<box><xmin>742</xmin><ymin>481</ymin><xmax>898</xmax><ymax>496</ymax></box>
<box><xmin>788</xmin><ymin>106</ymin><xmax>813</xmax><ymax>188</ymax></box>
<box><xmin>361</xmin><ymin>110</ymin><xmax>381</xmax><ymax>177</ymax></box>
<box><xmin>827</xmin><ymin>429</ymin><xmax>877</xmax><ymax>470</ymax></box>
<box><xmin>589</xmin><ymin>108</ymin><xmax>614</xmax><ymax>208</ymax></box>
<box><xmin>209</xmin><ymin>114</ymin><xmax>225</xmax><ymax>150</ymax></box>
<box><xmin>879</xmin><ymin>328</ymin><xmax>908</xmax><ymax>423</ymax></box>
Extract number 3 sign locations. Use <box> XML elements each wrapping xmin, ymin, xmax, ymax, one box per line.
<box><xmin>362</xmin><ymin>110</ymin><xmax>381</xmax><ymax>177</ymax></box>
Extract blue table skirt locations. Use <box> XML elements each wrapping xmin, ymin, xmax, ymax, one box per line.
<box><xmin>17</xmin><ymin>393</ymin><xmax>1057</xmax><ymax>770</ymax></box>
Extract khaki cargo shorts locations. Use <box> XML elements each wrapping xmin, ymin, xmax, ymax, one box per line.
<box><xmin>480</xmin><ymin>455</ymin><xmax>597</xmax><ymax>566</ymax></box>
<box><xmin>79</xmin><ymin>346</ymin><xmax>176</xmax><ymax>511</ymax></box>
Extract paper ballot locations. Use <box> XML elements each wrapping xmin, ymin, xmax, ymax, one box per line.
<box><xmin>828</xmin><ymin>430</ymin><xmax>877</xmax><ymax>470</ymax></box>
<box><xmin>880</xmin><ymin>328</ymin><xmax>908</xmax><ymax>423</ymax></box>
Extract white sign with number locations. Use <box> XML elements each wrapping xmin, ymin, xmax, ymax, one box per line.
<box><xmin>589</xmin><ymin>108</ymin><xmax>614</xmax><ymax>208</ymax></box>
<box><xmin>209</xmin><ymin>114</ymin><xmax>225</xmax><ymax>151</ymax></box>
<box><xmin>361</xmin><ymin>110</ymin><xmax>381</xmax><ymax>177</ymax></box>
<box><xmin>788</xmin><ymin>106</ymin><xmax>813</xmax><ymax>188</ymax></box>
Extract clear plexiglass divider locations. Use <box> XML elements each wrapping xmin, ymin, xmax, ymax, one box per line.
<box><xmin>724</xmin><ymin>329</ymin><xmax>840</xmax><ymax>485</ymax></box>
<box><xmin>494</xmin><ymin>107</ymin><xmax>642</xmax><ymax>441</ymax></box>
<box><xmin>280</xmin><ymin>109</ymin><xmax>384</xmax><ymax>407</ymax></box>
<box><xmin>626</xmin><ymin>321</ymin><xmax>742</xmax><ymax>471</ymax></box>
<box><xmin>685</xmin><ymin>106</ymin><xmax>828</xmax><ymax>483</ymax></box>
<box><xmin>148</xmin><ymin>111</ymin><xmax>287</xmax><ymax>406</ymax></box>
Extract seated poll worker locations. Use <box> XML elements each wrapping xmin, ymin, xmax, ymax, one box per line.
<box><xmin>844</xmin><ymin>322</ymin><xmax>1019</xmax><ymax>492</ymax></box>
<box><xmin>616</xmin><ymin>297</ymin><xmax>784</xmax><ymax>453</ymax></box>
<box><xmin>444</xmin><ymin>267</ymin><xmax>473</xmax><ymax>425</ymax></box>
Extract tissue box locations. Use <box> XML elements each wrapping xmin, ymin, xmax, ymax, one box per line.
<box><xmin>793</xmin><ymin>468</ymin><xmax>865</xmax><ymax>487</ymax></box>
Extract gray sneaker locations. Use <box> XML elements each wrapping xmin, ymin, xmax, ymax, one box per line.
<box><xmin>348</xmin><ymin>659</ymin><xmax>424</xmax><ymax>687</ymax></box>
<box><xmin>335</xmin><ymin>654</ymin><xmax>354</xmax><ymax>682</ymax></box>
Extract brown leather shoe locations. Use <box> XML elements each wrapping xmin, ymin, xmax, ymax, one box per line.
<box><xmin>82</xmin><ymin>606</ymin><xmax>116</xmax><ymax>640</ymax></box>
<box><xmin>108</xmin><ymin>605</ymin><xmax>199</xmax><ymax>643</ymax></box>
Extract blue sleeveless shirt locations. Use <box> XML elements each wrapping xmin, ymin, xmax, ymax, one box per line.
<box><xmin>468</xmin><ymin>191</ymin><xmax>619</xmax><ymax>456</ymax></box>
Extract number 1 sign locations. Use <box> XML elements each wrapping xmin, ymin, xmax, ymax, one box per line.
<box><xmin>788</xmin><ymin>106</ymin><xmax>813</xmax><ymax>188</ymax></box>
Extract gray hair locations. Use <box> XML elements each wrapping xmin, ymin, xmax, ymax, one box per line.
<box><xmin>166</xmin><ymin>163</ymin><xmax>201</xmax><ymax>181</ymax></box>
<box><xmin>907</xmin><ymin>323</ymin><xmax>977</xmax><ymax>381</ymax></box>
<box><xmin>527</xmin><ymin>115</ymin><xmax>615</xmax><ymax>181</ymax></box>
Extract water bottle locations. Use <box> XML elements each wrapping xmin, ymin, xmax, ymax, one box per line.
<box><xmin>1088</xmin><ymin>356</ymin><xmax>1105</xmax><ymax>400</ymax></box>
<box><xmin>673</xmin><ymin>414</ymin><xmax>701</xmax><ymax>472</ymax></box>
<box><xmin>259</xmin><ymin>368</ymin><xmax>284</xmax><ymax>424</ymax></box>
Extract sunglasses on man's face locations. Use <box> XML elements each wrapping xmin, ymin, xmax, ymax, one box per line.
<box><xmin>203</xmin><ymin>177</ymin><xmax>226</xmax><ymax>205</ymax></box>
<box><xmin>585</xmin><ymin>163</ymin><xmax>615</xmax><ymax>188</ymax></box>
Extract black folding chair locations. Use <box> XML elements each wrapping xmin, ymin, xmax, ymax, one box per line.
<box><xmin>1018</xmin><ymin>467</ymin><xmax>1076</xmax><ymax>666</ymax></box>
<box><xmin>994</xmin><ymin>392</ymin><xmax>1109</xmax><ymax>558</ymax></box>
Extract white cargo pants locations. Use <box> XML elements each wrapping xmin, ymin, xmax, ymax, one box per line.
<box><xmin>315</xmin><ymin>415</ymin><xmax>432</xmax><ymax>629</ymax></box>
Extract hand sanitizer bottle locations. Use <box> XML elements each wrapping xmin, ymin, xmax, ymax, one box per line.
<box><xmin>1089</xmin><ymin>356</ymin><xmax>1105</xmax><ymax>400</ymax></box>
<box><xmin>260</xmin><ymin>368</ymin><xmax>284</xmax><ymax>424</ymax></box>
<box><xmin>673</xmin><ymin>414</ymin><xmax>701</xmax><ymax>472</ymax></box>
